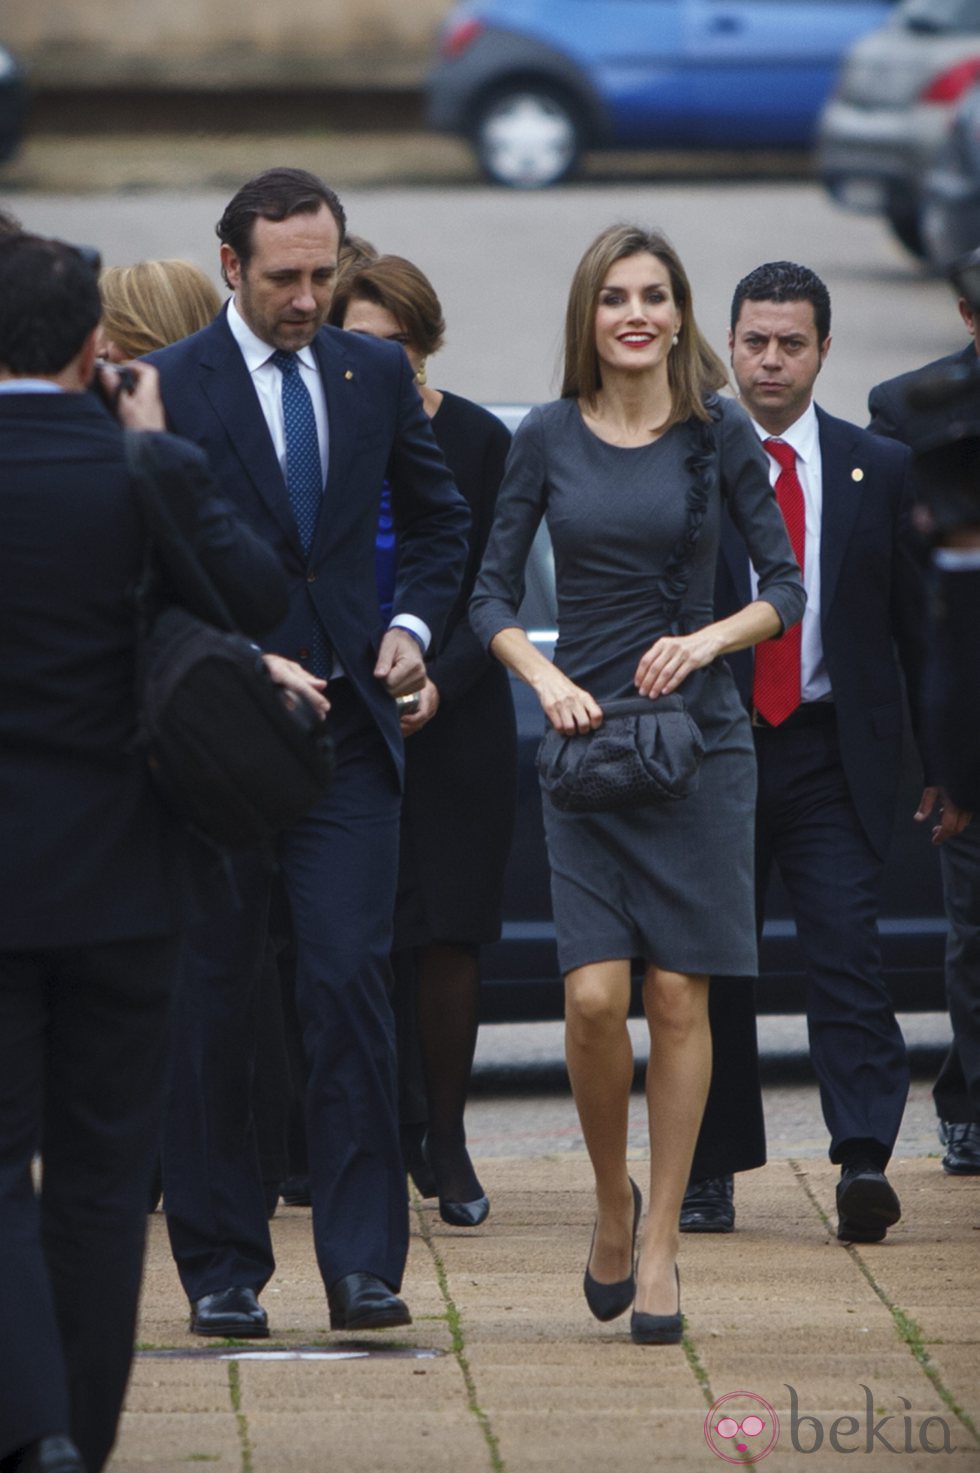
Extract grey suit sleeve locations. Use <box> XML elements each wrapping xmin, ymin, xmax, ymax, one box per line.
<box><xmin>718</xmin><ymin>400</ymin><xmax>806</xmax><ymax>635</ymax></box>
<box><xmin>469</xmin><ymin>408</ymin><xmax>549</xmax><ymax>650</ymax></box>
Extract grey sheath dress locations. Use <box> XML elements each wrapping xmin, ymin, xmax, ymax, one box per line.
<box><xmin>469</xmin><ymin>395</ymin><xmax>805</xmax><ymax>978</ymax></box>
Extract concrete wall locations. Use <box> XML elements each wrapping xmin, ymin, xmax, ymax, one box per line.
<box><xmin>7</xmin><ymin>0</ymin><xmax>453</xmax><ymax>88</ymax></box>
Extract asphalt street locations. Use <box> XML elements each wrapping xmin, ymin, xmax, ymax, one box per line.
<box><xmin>5</xmin><ymin>181</ymin><xmax>962</xmax><ymax>418</ymax></box>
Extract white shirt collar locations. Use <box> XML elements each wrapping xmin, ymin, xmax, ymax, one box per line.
<box><xmin>747</xmin><ymin>399</ymin><xmax>819</xmax><ymax>466</ymax></box>
<box><xmin>0</xmin><ymin>379</ymin><xmax>65</xmax><ymax>394</ymax></box>
<box><xmin>226</xmin><ymin>297</ymin><xmax>319</xmax><ymax>375</ymax></box>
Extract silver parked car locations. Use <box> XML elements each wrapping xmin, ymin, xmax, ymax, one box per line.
<box><xmin>920</xmin><ymin>82</ymin><xmax>980</xmax><ymax>263</ymax></box>
<box><xmin>818</xmin><ymin>0</ymin><xmax>980</xmax><ymax>257</ymax></box>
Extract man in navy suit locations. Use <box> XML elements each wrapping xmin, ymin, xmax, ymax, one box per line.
<box><xmin>150</xmin><ymin>169</ymin><xmax>469</xmax><ymax>1336</ymax></box>
<box><xmin>869</xmin><ymin>289</ymin><xmax>980</xmax><ymax>1178</ymax></box>
<box><xmin>682</xmin><ymin>261</ymin><xmax>951</xmax><ymax>1243</ymax></box>
<box><xmin>0</xmin><ymin>233</ymin><xmax>286</xmax><ymax>1473</ymax></box>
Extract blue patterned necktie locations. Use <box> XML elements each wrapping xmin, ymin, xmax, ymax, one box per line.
<box><xmin>270</xmin><ymin>349</ymin><xmax>331</xmax><ymax>676</ymax></box>
<box><xmin>271</xmin><ymin>349</ymin><xmax>323</xmax><ymax>554</ymax></box>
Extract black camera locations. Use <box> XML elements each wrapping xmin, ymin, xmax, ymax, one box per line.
<box><xmin>93</xmin><ymin>360</ymin><xmax>136</xmax><ymax>415</ymax></box>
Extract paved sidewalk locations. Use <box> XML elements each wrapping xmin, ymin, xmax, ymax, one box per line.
<box><xmin>114</xmin><ymin>1155</ymin><xmax>978</xmax><ymax>1472</ymax></box>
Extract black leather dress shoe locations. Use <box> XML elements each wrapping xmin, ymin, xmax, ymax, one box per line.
<box><xmin>836</xmin><ymin>1162</ymin><xmax>901</xmax><ymax>1242</ymax></box>
<box><xmin>280</xmin><ymin>1174</ymin><xmax>312</xmax><ymax>1206</ymax></box>
<box><xmin>0</xmin><ymin>1436</ymin><xmax>86</xmax><ymax>1472</ymax></box>
<box><xmin>941</xmin><ymin>1121</ymin><xmax>980</xmax><ymax>1175</ymax></box>
<box><xmin>327</xmin><ymin>1272</ymin><xmax>412</xmax><ymax>1331</ymax></box>
<box><xmin>190</xmin><ymin>1286</ymin><xmax>269</xmax><ymax>1338</ymax></box>
<box><xmin>679</xmin><ymin>1175</ymin><xmax>734</xmax><ymax>1233</ymax></box>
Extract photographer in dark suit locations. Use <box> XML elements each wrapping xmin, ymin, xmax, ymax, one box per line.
<box><xmin>869</xmin><ymin>278</ymin><xmax>979</xmax><ymax>1178</ymax></box>
<box><xmin>0</xmin><ymin>235</ymin><xmax>287</xmax><ymax>1473</ymax></box>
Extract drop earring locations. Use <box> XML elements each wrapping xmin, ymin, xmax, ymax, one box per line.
<box><xmin>415</xmin><ymin>358</ymin><xmax>427</xmax><ymax>387</ymax></box>
<box><xmin>671</xmin><ymin>333</ymin><xmax>679</xmax><ymax>348</ymax></box>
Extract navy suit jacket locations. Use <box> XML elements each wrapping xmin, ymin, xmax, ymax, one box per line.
<box><xmin>868</xmin><ymin>342</ymin><xmax>977</xmax><ymax>449</ymax></box>
<box><xmin>148</xmin><ymin>308</ymin><xmax>470</xmax><ymax>776</ymax></box>
<box><xmin>0</xmin><ymin>390</ymin><xmax>287</xmax><ymax>949</ymax></box>
<box><xmin>715</xmin><ymin>405</ymin><xmax>927</xmax><ymax>860</ymax></box>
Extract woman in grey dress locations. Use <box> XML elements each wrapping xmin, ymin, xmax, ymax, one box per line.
<box><xmin>470</xmin><ymin>225</ymin><xmax>805</xmax><ymax>1344</ymax></box>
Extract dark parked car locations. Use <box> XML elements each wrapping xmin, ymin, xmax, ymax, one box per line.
<box><xmin>479</xmin><ymin>405</ymin><xmax>946</xmax><ymax>1019</ymax></box>
<box><xmin>0</xmin><ymin>45</ymin><xmax>26</xmax><ymax>166</ymax></box>
<box><xmin>428</xmin><ymin>0</ymin><xmax>899</xmax><ymax>187</ymax></box>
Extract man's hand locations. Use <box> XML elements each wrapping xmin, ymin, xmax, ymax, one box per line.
<box><xmin>374</xmin><ymin>627</ymin><xmax>426</xmax><ymax>697</ymax></box>
<box><xmin>914</xmin><ymin>785</ymin><xmax>972</xmax><ymax>845</ymax></box>
<box><xmin>262</xmin><ymin>654</ymin><xmax>329</xmax><ymax>720</ymax></box>
<box><xmin>100</xmin><ymin>360</ymin><xmax>167</xmax><ymax>432</ymax></box>
<box><xmin>400</xmin><ymin>677</ymin><xmax>440</xmax><ymax>737</ymax></box>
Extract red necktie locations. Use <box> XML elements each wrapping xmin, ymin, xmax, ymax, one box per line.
<box><xmin>752</xmin><ymin>438</ymin><xmax>805</xmax><ymax>726</ymax></box>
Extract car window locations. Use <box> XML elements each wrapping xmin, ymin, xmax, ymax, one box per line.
<box><xmin>901</xmin><ymin>0</ymin><xmax>980</xmax><ymax>31</ymax></box>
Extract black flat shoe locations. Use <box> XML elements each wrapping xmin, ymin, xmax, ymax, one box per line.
<box><xmin>679</xmin><ymin>1174</ymin><xmax>734</xmax><ymax>1233</ymax></box>
<box><xmin>584</xmin><ymin>1177</ymin><xmax>642</xmax><ymax>1322</ymax></box>
<box><xmin>190</xmin><ymin>1286</ymin><xmax>269</xmax><ymax>1338</ymax></box>
<box><xmin>327</xmin><ymin>1272</ymin><xmax>412</xmax><ymax>1331</ymax></box>
<box><xmin>0</xmin><ymin>1437</ymin><xmax>86</xmax><ymax>1473</ymax></box>
<box><xmin>631</xmin><ymin>1265</ymin><xmax>683</xmax><ymax>1346</ymax></box>
<box><xmin>836</xmin><ymin>1161</ymin><xmax>901</xmax><ymax>1242</ymax></box>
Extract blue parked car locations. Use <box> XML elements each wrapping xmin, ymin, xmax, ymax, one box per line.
<box><xmin>428</xmin><ymin>0</ymin><xmax>900</xmax><ymax>187</ymax></box>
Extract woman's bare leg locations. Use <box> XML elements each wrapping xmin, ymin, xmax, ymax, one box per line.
<box><xmin>636</xmin><ymin>967</ymin><xmax>711</xmax><ymax>1317</ymax></box>
<box><xmin>564</xmin><ymin>960</ymin><xmax>636</xmax><ymax>1283</ymax></box>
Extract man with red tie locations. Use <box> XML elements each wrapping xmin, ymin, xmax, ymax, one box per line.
<box><xmin>682</xmin><ymin>261</ymin><xmax>940</xmax><ymax>1242</ymax></box>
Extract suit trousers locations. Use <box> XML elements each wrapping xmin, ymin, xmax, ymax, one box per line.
<box><xmin>691</xmin><ymin>713</ymin><xmax>910</xmax><ymax>1177</ymax></box>
<box><xmin>164</xmin><ymin>679</ymin><xmax>409</xmax><ymax>1301</ymax></box>
<box><xmin>932</xmin><ymin>821</ymin><xmax>980</xmax><ymax>1125</ymax></box>
<box><xmin>755</xmin><ymin>716</ymin><xmax>909</xmax><ymax>1164</ymax></box>
<box><xmin>0</xmin><ymin>935</ymin><xmax>179</xmax><ymax>1473</ymax></box>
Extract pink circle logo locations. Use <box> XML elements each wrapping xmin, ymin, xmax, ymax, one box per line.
<box><xmin>705</xmin><ymin>1391</ymin><xmax>780</xmax><ymax>1463</ymax></box>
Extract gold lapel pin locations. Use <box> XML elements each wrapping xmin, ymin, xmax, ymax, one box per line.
<box><xmin>851</xmin><ymin>467</ymin><xmax>864</xmax><ymax>482</ymax></box>
<box><xmin>344</xmin><ymin>369</ymin><xmax>354</xmax><ymax>381</ymax></box>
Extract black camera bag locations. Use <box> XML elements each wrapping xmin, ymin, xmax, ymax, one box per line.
<box><xmin>126</xmin><ymin>431</ymin><xmax>334</xmax><ymax>850</ymax></box>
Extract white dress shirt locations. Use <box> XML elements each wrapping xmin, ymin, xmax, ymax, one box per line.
<box><xmin>748</xmin><ymin>400</ymin><xmax>832</xmax><ymax>704</ymax></box>
<box><xmin>226</xmin><ymin>298</ymin><xmax>430</xmax><ymax>654</ymax></box>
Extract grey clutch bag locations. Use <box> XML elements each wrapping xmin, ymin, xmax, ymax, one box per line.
<box><xmin>536</xmin><ymin>695</ymin><xmax>705</xmax><ymax>813</ymax></box>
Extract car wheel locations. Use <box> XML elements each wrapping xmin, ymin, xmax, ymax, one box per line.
<box><xmin>885</xmin><ymin>196</ymin><xmax>927</xmax><ymax>260</ymax></box>
<box><xmin>473</xmin><ymin>86</ymin><xmax>583</xmax><ymax>188</ymax></box>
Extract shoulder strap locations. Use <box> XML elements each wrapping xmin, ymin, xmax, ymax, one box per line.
<box><xmin>125</xmin><ymin>430</ymin><xmax>237</xmax><ymax>634</ymax></box>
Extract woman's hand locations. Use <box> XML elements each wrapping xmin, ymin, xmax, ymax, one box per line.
<box><xmin>400</xmin><ymin>677</ymin><xmax>440</xmax><ymax>737</ymax></box>
<box><xmin>533</xmin><ymin>666</ymin><xmax>603</xmax><ymax>735</ymax></box>
<box><xmin>634</xmin><ymin>628</ymin><xmax>723</xmax><ymax>698</ymax></box>
<box><xmin>262</xmin><ymin>654</ymin><xmax>330</xmax><ymax>720</ymax></box>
